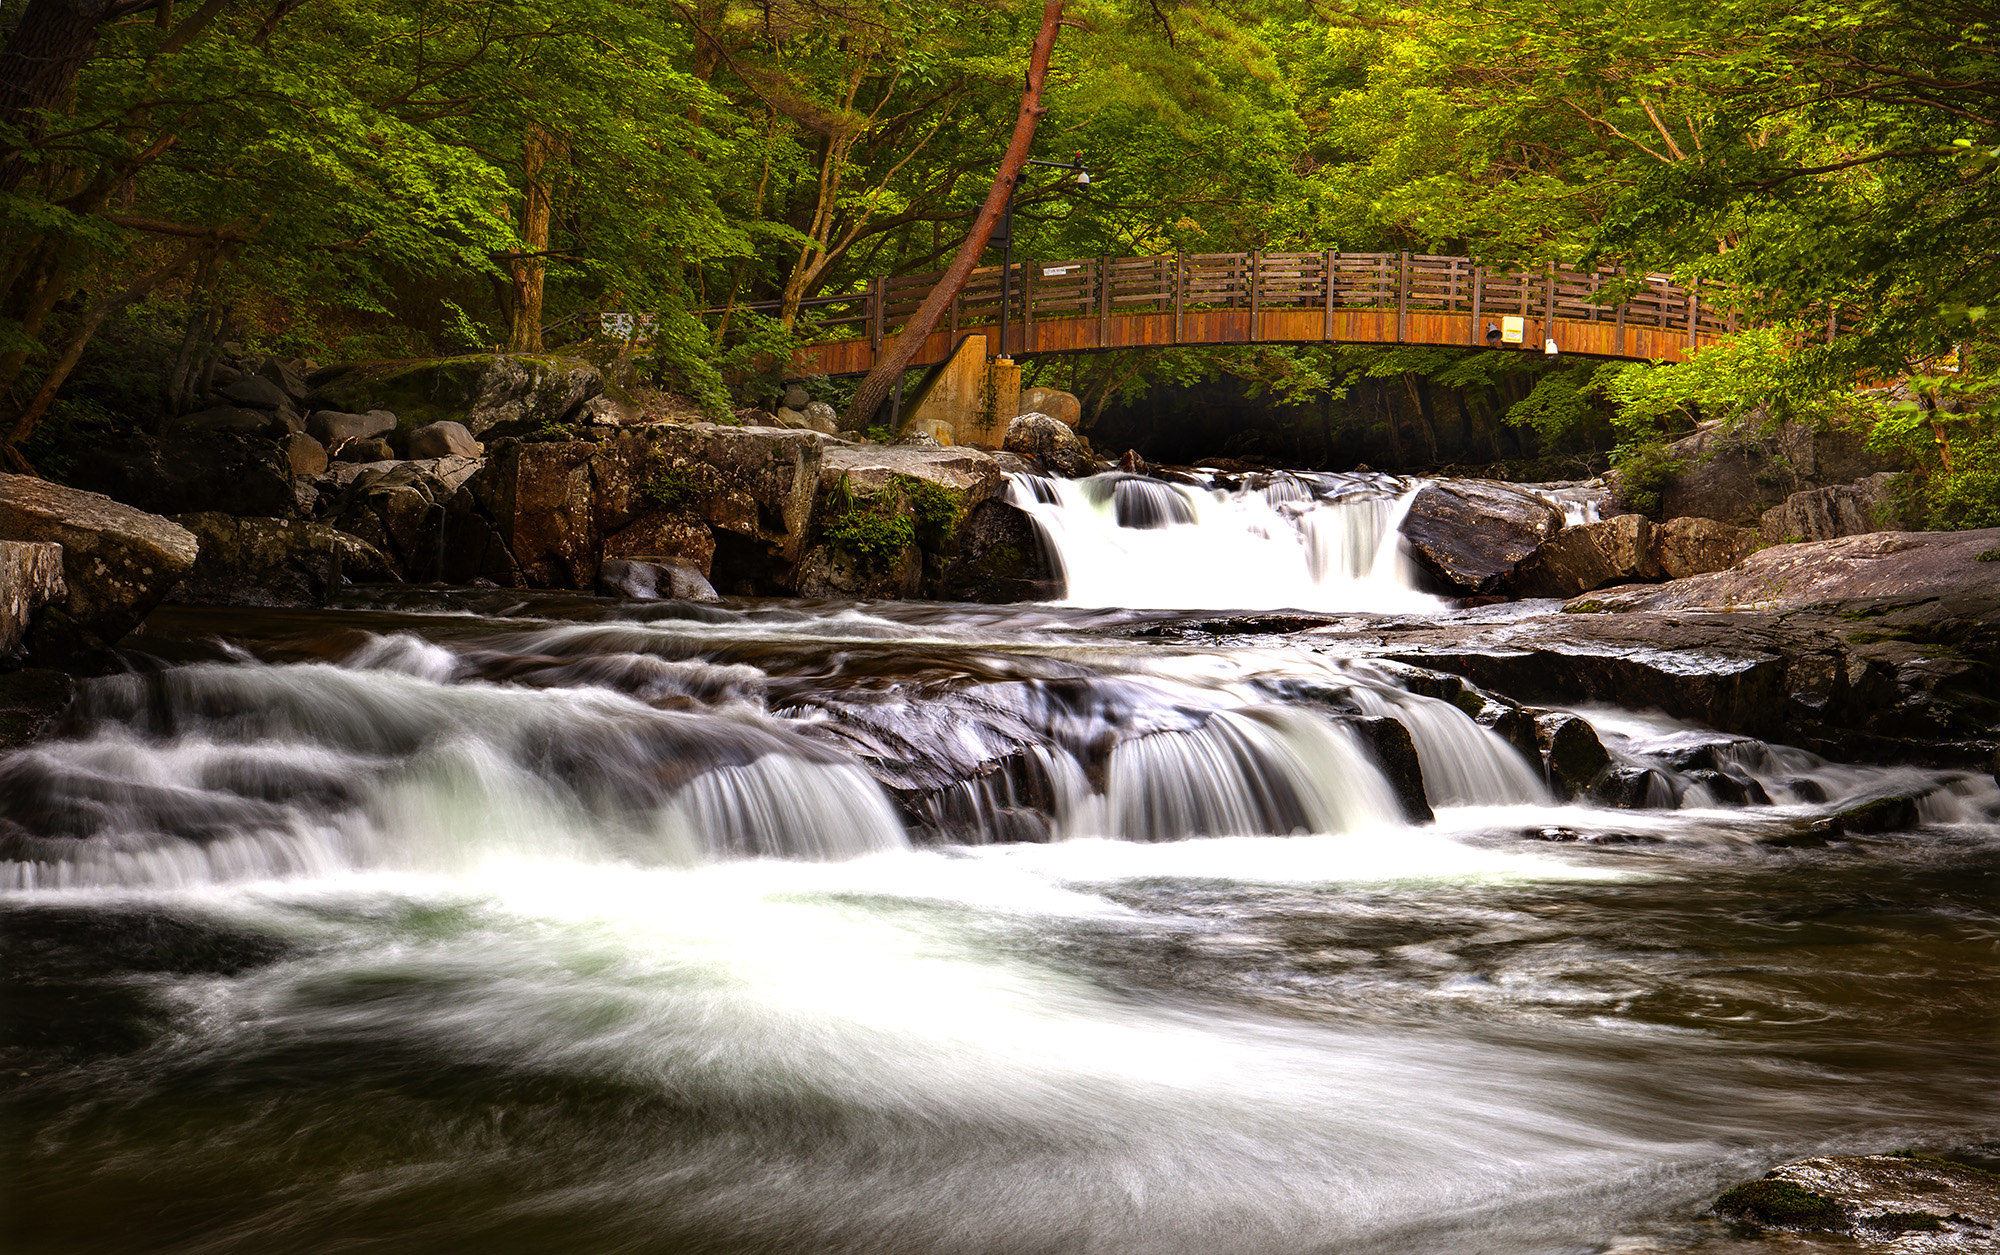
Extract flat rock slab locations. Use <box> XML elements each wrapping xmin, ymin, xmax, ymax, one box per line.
<box><xmin>820</xmin><ymin>444</ymin><xmax>1006</xmax><ymax>499</ymax></box>
<box><xmin>1576</xmin><ymin>528</ymin><xmax>2000</xmax><ymax>613</ymax></box>
<box><xmin>0</xmin><ymin>472</ymin><xmax>198</xmax><ymax>655</ymax></box>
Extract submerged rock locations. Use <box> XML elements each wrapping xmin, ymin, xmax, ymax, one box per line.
<box><xmin>597</xmin><ymin>557</ymin><xmax>718</xmax><ymax>601</ymax></box>
<box><xmin>1716</xmin><ymin>1153</ymin><xmax>2000</xmax><ymax>1248</ymax></box>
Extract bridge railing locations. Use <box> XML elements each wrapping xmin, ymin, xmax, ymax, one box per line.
<box><xmin>697</xmin><ymin>251</ymin><xmax>1755</xmax><ymax>354</ymax></box>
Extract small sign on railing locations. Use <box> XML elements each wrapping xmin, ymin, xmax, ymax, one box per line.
<box><xmin>1042</xmin><ymin>266</ymin><xmax>1073</xmax><ymax>277</ymax></box>
<box><xmin>598</xmin><ymin>312</ymin><xmax>655</xmax><ymax>342</ymax></box>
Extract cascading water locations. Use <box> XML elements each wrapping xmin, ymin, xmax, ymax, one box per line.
<box><xmin>1005</xmin><ymin>470</ymin><xmax>1444</xmax><ymax>611</ymax></box>
<box><xmin>3</xmin><ymin>585</ymin><xmax>1996</xmax><ymax>1253</ymax></box>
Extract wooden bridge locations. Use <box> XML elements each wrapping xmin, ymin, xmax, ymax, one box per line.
<box><xmin>723</xmin><ymin>252</ymin><xmax>1745</xmax><ymax>377</ymax></box>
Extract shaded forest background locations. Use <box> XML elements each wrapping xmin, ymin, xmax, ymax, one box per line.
<box><xmin>0</xmin><ymin>0</ymin><xmax>1993</xmax><ymax>520</ymax></box>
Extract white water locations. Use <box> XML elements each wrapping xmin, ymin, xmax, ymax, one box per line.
<box><xmin>1006</xmin><ymin>471</ymin><xmax>1444</xmax><ymax>612</ymax></box>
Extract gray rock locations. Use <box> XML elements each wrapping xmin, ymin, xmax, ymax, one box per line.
<box><xmin>596</xmin><ymin>557</ymin><xmax>719</xmax><ymax>601</ymax></box>
<box><xmin>1655</xmin><ymin>516</ymin><xmax>1759</xmax><ymax>579</ymax></box>
<box><xmin>0</xmin><ymin>667</ymin><xmax>74</xmax><ymax>749</ymax></box>
<box><xmin>1003</xmin><ymin>412</ymin><xmax>1093</xmax><ymax>477</ymax></box>
<box><xmin>1652</xmin><ymin>417</ymin><xmax>1898</xmax><ymax>526</ymax></box>
<box><xmin>802</xmin><ymin>401</ymin><xmax>840</xmax><ymax>434</ymax></box>
<box><xmin>782</xmin><ymin>383</ymin><xmax>810</xmax><ymax>411</ymax></box>
<box><xmin>1760</xmin><ymin>471</ymin><xmax>1903</xmax><ymax>544</ymax></box>
<box><xmin>1512</xmin><ymin>514</ymin><xmax>1660</xmax><ymax>598</ymax></box>
<box><xmin>574</xmin><ymin>394</ymin><xmax>634</xmax><ymax>426</ymax></box>
<box><xmin>0</xmin><ymin>539</ymin><xmax>64</xmax><ymax>658</ymax></box>
<box><xmin>1351</xmin><ymin>716</ymin><xmax>1435</xmax><ymax>823</ymax></box>
<box><xmin>772</xmin><ymin>406</ymin><xmax>809</xmax><ymax>430</ymax></box>
<box><xmin>335</xmin><ymin>437</ymin><xmax>396</xmax><ymax>463</ymax></box>
<box><xmin>308</xmin><ymin>409</ymin><xmax>397</xmax><ymax>445</ymax></box>
<box><xmin>1400</xmin><ymin>480</ymin><xmax>1565</xmax><ymax>594</ymax></box>
<box><xmin>1018</xmin><ymin>386</ymin><xmax>1082</xmax><ymax>427</ymax></box>
<box><xmin>408</xmin><ymin>420</ymin><xmax>480</xmax><ymax>459</ymax></box>
<box><xmin>221</xmin><ymin>374</ymin><xmax>291</xmax><ymax>411</ymax></box>
<box><xmin>66</xmin><ymin>432</ymin><xmax>301</xmax><ymax>519</ymax></box>
<box><xmin>282</xmin><ymin>431</ymin><xmax>328</xmax><ymax>478</ymax></box>
<box><xmin>0</xmin><ymin>472</ymin><xmax>199</xmax><ymax>658</ymax></box>
<box><xmin>1535</xmin><ymin>711</ymin><xmax>1610</xmax><ymax>800</ymax></box>
<box><xmin>170</xmin><ymin>513</ymin><xmax>398</xmax><ymax>606</ymax></box>
<box><xmin>1572</xmin><ymin>527</ymin><xmax>2000</xmax><ymax>613</ymax></box>
<box><xmin>895</xmin><ymin>417</ymin><xmax>952</xmax><ymax>447</ymax></box>
<box><xmin>254</xmin><ymin>356</ymin><xmax>309</xmax><ymax>402</ymax></box>
<box><xmin>462</xmin><ymin>357</ymin><xmax>601</xmax><ymax>435</ymax></box>
<box><xmin>176</xmin><ymin>405</ymin><xmax>281</xmax><ymax>435</ymax></box>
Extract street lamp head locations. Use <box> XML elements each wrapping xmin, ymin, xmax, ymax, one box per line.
<box><xmin>1075</xmin><ymin>170</ymin><xmax>1090</xmax><ymax>186</ymax></box>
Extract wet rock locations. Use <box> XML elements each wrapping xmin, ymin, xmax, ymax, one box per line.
<box><xmin>1399</xmin><ymin>480</ymin><xmax>1564</xmax><ymax>594</ymax></box>
<box><xmin>1761</xmin><ymin>472</ymin><xmax>1904</xmax><ymax>544</ymax></box>
<box><xmin>1589</xmin><ymin>763</ymin><xmax>1678</xmax><ymax>808</ymax></box>
<box><xmin>1717</xmin><ymin>1153</ymin><xmax>2000</xmax><ymax>1247</ymax></box>
<box><xmin>1118</xmin><ymin>449</ymin><xmax>1149</xmax><ymax>475</ymax></box>
<box><xmin>281</xmin><ymin>432</ymin><xmax>328</xmax><ymax>478</ymax></box>
<box><xmin>0</xmin><ymin>473</ymin><xmax>199</xmax><ymax>659</ymax></box>
<box><xmin>68</xmin><ymin>432</ymin><xmax>300</xmax><ymax>519</ymax></box>
<box><xmin>1019</xmin><ymin>386</ymin><xmax>1082</xmax><ymax>428</ymax></box>
<box><xmin>1536</xmin><ymin>712</ymin><xmax>1610</xmax><ymax>800</ymax></box>
<box><xmin>307</xmin><ymin>409</ymin><xmax>397</xmax><ymax>446</ymax></box>
<box><xmin>174</xmin><ymin>405</ymin><xmax>285</xmax><ymax>436</ymax></box>
<box><xmin>936</xmin><ymin>497</ymin><xmax>1055</xmax><ymax>603</ymax></box>
<box><xmin>596</xmin><ymin>557</ymin><xmax>719</xmax><ymax>601</ymax></box>
<box><xmin>309</xmin><ymin>354</ymin><xmax>602</xmax><ymax>439</ymax></box>
<box><xmin>1819</xmin><ymin>789</ymin><xmax>1929</xmax><ymax>835</ymax></box>
<box><xmin>1352</xmin><ymin>716</ymin><xmax>1435</xmax><ymax>823</ymax></box>
<box><xmin>1655</xmin><ymin>417</ymin><xmax>1898</xmax><ymax>526</ymax></box>
<box><xmin>220</xmin><ymin>374</ymin><xmax>292</xmax><ymax>412</ymax></box>
<box><xmin>1682</xmin><ymin>768</ymin><xmax>1767</xmax><ymax>806</ymax></box>
<box><xmin>0</xmin><ymin>667</ymin><xmax>74</xmax><ymax>749</ymax></box>
<box><xmin>407</xmin><ymin>420</ymin><xmax>479</xmax><ymax>460</ymax></box>
<box><xmin>1004</xmin><ymin>412</ymin><xmax>1094</xmax><ymax>477</ymax></box>
<box><xmin>331</xmin><ymin>458</ymin><xmax>510</xmax><ymax>584</ymax></box>
<box><xmin>169</xmin><ymin>513</ymin><xmax>398</xmax><ymax>606</ymax></box>
<box><xmin>1577</xmin><ymin>528</ymin><xmax>2000</xmax><ymax>613</ymax></box>
<box><xmin>1512</xmin><ymin>514</ymin><xmax>1661</xmax><ymax>598</ymax></box>
<box><xmin>334</xmin><ymin>437</ymin><xmax>395</xmax><ymax>463</ymax></box>
<box><xmin>1655</xmin><ymin>516</ymin><xmax>1760</xmax><ymax>578</ymax></box>
<box><xmin>0</xmin><ymin>540</ymin><xmax>64</xmax><ymax>659</ymax></box>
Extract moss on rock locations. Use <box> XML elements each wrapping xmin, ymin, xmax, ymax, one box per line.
<box><xmin>1716</xmin><ymin>1179</ymin><xmax>1847</xmax><ymax>1230</ymax></box>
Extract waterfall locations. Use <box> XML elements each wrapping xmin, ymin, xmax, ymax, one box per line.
<box><xmin>1005</xmin><ymin>471</ymin><xmax>1443</xmax><ymax>612</ymax></box>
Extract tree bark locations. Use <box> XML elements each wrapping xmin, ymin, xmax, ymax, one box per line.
<box><xmin>0</xmin><ymin>0</ymin><xmax>121</xmax><ymax>193</ymax></box>
<box><xmin>844</xmin><ymin>0</ymin><xmax>1063</xmax><ymax>427</ymax></box>
<box><xmin>504</xmin><ymin>128</ymin><xmax>554</xmax><ymax>353</ymax></box>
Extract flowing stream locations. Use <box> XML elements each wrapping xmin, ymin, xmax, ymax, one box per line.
<box><xmin>3</xmin><ymin>473</ymin><xmax>1996</xmax><ymax>1254</ymax></box>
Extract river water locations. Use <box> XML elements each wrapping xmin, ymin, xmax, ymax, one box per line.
<box><xmin>3</xmin><ymin>471</ymin><xmax>1996</xmax><ymax>1253</ymax></box>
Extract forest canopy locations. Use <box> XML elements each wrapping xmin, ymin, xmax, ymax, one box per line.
<box><xmin>0</xmin><ymin>0</ymin><xmax>1993</xmax><ymax>520</ymax></box>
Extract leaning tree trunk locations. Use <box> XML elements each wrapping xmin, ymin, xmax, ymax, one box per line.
<box><xmin>843</xmin><ymin>0</ymin><xmax>1064</xmax><ymax>428</ymax></box>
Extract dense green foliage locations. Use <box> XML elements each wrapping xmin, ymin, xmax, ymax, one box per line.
<box><xmin>0</xmin><ymin>0</ymin><xmax>1991</xmax><ymax>517</ymax></box>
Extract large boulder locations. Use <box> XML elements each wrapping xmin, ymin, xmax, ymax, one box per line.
<box><xmin>67</xmin><ymin>432</ymin><xmax>300</xmax><ymax>519</ymax></box>
<box><xmin>328</xmin><ymin>457</ymin><xmax>512</xmax><ymax>584</ymax></box>
<box><xmin>1654</xmin><ymin>516</ymin><xmax>1760</xmax><ymax>579</ymax></box>
<box><xmin>1760</xmin><ymin>471</ymin><xmax>1903</xmax><ymax>544</ymax></box>
<box><xmin>308</xmin><ymin>354</ymin><xmax>603</xmax><ymax>439</ymax></box>
<box><xmin>170</xmin><ymin>513</ymin><xmax>398</xmax><ymax>606</ymax></box>
<box><xmin>281</xmin><ymin>432</ymin><xmax>328</xmax><ymax>479</ymax></box>
<box><xmin>597</xmin><ymin>557</ymin><xmax>719</xmax><ymax>602</ymax></box>
<box><xmin>1003</xmin><ymin>412</ymin><xmax>1093</xmax><ymax>477</ymax></box>
<box><xmin>220</xmin><ymin>374</ymin><xmax>293</xmax><ymax>412</ymax></box>
<box><xmin>1019</xmin><ymin>387</ymin><xmax>1082</xmax><ymax>428</ymax></box>
<box><xmin>1400</xmin><ymin>480</ymin><xmax>1565</xmax><ymax>594</ymax></box>
<box><xmin>1572</xmin><ymin>527</ymin><xmax>2000</xmax><ymax>613</ymax></box>
<box><xmin>307</xmin><ymin>409</ymin><xmax>396</xmax><ymax>446</ymax></box>
<box><xmin>1511</xmin><ymin>514</ymin><xmax>1660</xmax><ymax>599</ymax></box>
<box><xmin>473</xmin><ymin>424</ymin><xmax>823</xmax><ymax>592</ymax></box>
<box><xmin>1652</xmin><ymin>417</ymin><xmax>1898</xmax><ymax>526</ymax></box>
<box><xmin>0</xmin><ymin>473</ymin><xmax>198</xmax><ymax>658</ymax></box>
<box><xmin>0</xmin><ymin>540</ymin><xmax>64</xmax><ymax>658</ymax></box>
<box><xmin>407</xmin><ymin>420</ymin><xmax>480</xmax><ymax>459</ymax></box>
<box><xmin>173</xmin><ymin>405</ymin><xmax>287</xmax><ymax>436</ymax></box>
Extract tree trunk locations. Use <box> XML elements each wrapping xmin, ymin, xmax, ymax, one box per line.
<box><xmin>0</xmin><ymin>0</ymin><xmax>118</xmax><ymax>193</ymax></box>
<box><xmin>844</xmin><ymin>0</ymin><xmax>1064</xmax><ymax>427</ymax></box>
<box><xmin>504</xmin><ymin>129</ymin><xmax>553</xmax><ymax>353</ymax></box>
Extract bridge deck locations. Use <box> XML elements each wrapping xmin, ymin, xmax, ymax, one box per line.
<box><xmin>711</xmin><ymin>252</ymin><xmax>1744</xmax><ymax>377</ymax></box>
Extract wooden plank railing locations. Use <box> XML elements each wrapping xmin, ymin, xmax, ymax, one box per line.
<box><xmin>705</xmin><ymin>252</ymin><xmax>1743</xmax><ymax>346</ymax></box>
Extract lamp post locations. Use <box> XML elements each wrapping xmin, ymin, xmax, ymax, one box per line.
<box><xmin>994</xmin><ymin>153</ymin><xmax>1089</xmax><ymax>358</ymax></box>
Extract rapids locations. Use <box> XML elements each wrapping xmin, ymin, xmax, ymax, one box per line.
<box><xmin>3</xmin><ymin>588</ymin><xmax>1996</xmax><ymax>1254</ymax></box>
